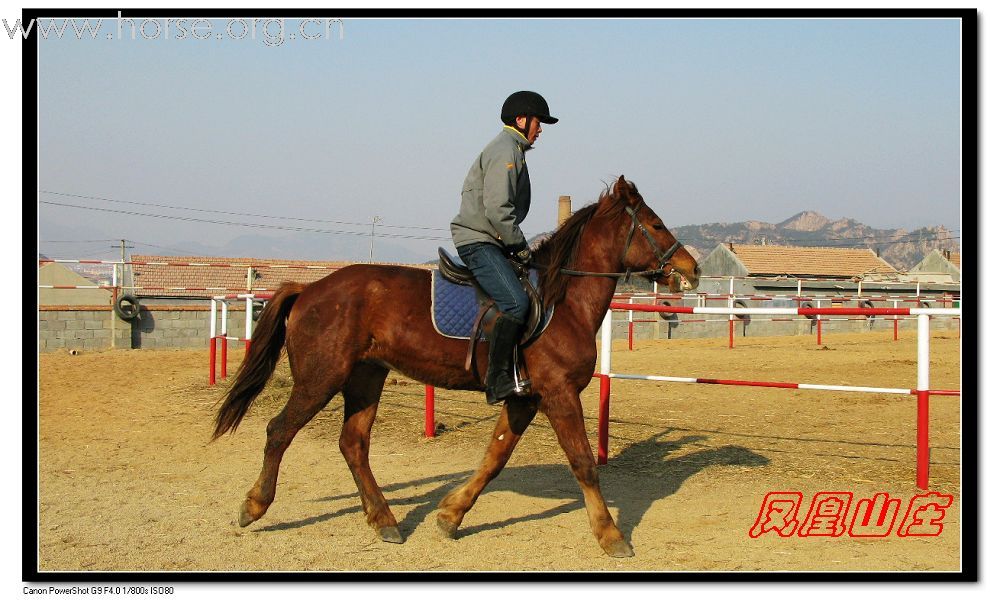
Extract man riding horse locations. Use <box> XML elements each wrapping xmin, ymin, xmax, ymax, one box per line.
<box><xmin>449</xmin><ymin>91</ymin><xmax>558</xmax><ymax>405</ymax></box>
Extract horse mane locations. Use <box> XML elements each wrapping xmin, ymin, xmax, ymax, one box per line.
<box><xmin>534</xmin><ymin>182</ymin><xmax>634</xmax><ymax>306</ymax></box>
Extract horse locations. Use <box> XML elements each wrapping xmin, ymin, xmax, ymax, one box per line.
<box><xmin>211</xmin><ymin>175</ymin><xmax>700</xmax><ymax>558</ymax></box>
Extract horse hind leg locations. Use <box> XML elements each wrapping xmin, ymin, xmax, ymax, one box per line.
<box><xmin>239</xmin><ymin>380</ymin><xmax>339</xmax><ymax>527</ymax></box>
<box><xmin>338</xmin><ymin>362</ymin><xmax>402</xmax><ymax>543</ymax></box>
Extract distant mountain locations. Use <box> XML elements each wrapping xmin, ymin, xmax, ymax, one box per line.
<box><xmin>524</xmin><ymin>210</ymin><xmax>957</xmax><ymax>272</ymax></box>
<box><xmin>671</xmin><ymin>211</ymin><xmax>957</xmax><ymax>271</ymax></box>
<box><xmin>777</xmin><ymin>210</ymin><xmax>831</xmax><ymax>231</ymax></box>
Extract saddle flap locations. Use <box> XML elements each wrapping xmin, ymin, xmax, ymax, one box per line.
<box><xmin>438</xmin><ymin>247</ymin><xmax>477</xmax><ymax>285</ymax></box>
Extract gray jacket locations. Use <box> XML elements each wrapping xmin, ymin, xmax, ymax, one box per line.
<box><xmin>450</xmin><ymin>126</ymin><xmax>532</xmax><ymax>250</ymax></box>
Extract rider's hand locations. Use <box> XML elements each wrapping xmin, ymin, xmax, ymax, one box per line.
<box><xmin>509</xmin><ymin>242</ymin><xmax>532</xmax><ymax>266</ymax></box>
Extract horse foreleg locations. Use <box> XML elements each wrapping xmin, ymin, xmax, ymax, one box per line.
<box><xmin>339</xmin><ymin>363</ymin><xmax>401</xmax><ymax>543</ymax></box>
<box><xmin>545</xmin><ymin>399</ymin><xmax>634</xmax><ymax>558</ymax></box>
<box><xmin>240</xmin><ymin>382</ymin><xmax>336</xmax><ymax>527</ymax></box>
<box><xmin>437</xmin><ymin>398</ymin><xmax>539</xmax><ymax>538</ymax></box>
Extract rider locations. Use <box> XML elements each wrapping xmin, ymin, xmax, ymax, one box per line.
<box><xmin>450</xmin><ymin>91</ymin><xmax>558</xmax><ymax>405</ymax></box>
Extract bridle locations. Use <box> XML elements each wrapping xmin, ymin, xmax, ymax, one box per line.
<box><xmin>558</xmin><ymin>203</ymin><xmax>683</xmax><ymax>280</ymax></box>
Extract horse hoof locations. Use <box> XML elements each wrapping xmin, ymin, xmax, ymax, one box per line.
<box><xmin>379</xmin><ymin>527</ymin><xmax>404</xmax><ymax>544</ymax></box>
<box><xmin>436</xmin><ymin>515</ymin><xmax>459</xmax><ymax>539</ymax></box>
<box><xmin>603</xmin><ymin>540</ymin><xmax>635</xmax><ymax>558</ymax></box>
<box><xmin>238</xmin><ymin>504</ymin><xmax>256</xmax><ymax>528</ymax></box>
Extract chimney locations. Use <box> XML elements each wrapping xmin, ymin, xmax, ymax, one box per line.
<box><xmin>558</xmin><ymin>196</ymin><xmax>572</xmax><ymax>227</ymax></box>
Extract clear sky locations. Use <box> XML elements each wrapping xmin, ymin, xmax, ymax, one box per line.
<box><xmin>36</xmin><ymin>16</ymin><xmax>963</xmax><ymax>262</ymax></box>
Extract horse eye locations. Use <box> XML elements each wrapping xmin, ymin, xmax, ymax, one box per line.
<box><xmin>652</xmin><ymin>223</ymin><xmax>665</xmax><ymax>231</ymax></box>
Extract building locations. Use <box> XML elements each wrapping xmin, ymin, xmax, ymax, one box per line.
<box><xmin>126</xmin><ymin>254</ymin><xmax>438</xmax><ymax>307</ymax></box>
<box><xmin>639</xmin><ymin>243</ymin><xmax>960</xmax><ymax>340</ymax></box>
<box><xmin>128</xmin><ymin>255</ymin><xmax>360</xmax><ymax>304</ymax></box>
<box><xmin>38</xmin><ymin>262</ymin><xmax>112</xmax><ymax>306</ymax></box>
<box><xmin>910</xmin><ymin>249</ymin><xmax>961</xmax><ymax>283</ymax></box>
<box><xmin>700</xmin><ymin>243</ymin><xmax>898</xmax><ymax>280</ymax></box>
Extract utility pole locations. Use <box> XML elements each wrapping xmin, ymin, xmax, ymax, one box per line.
<box><xmin>369</xmin><ymin>216</ymin><xmax>382</xmax><ymax>263</ymax></box>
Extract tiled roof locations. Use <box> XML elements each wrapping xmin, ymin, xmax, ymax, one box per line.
<box><xmin>130</xmin><ymin>255</ymin><xmax>433</xmax><ymax>298</ymax></box>
<box><xmin>727</xmin><ymin>244</ymin><xmax>898</xmax><ymax>278</ymax></box>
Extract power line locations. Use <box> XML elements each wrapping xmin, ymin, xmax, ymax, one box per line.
<box><xmin>39</xmin><ymin>200</ymin><xmax>453</xmax><ymax>242</ymax></box>
<box><xmin>38</xmin><ymin>190</ymin><xmax>450</xmax><ymax>232</ymax></box>
<box><xmin>125</xmin><ymin>239</ymin><xmax>209</xmax><ymax>256</ymax></box>
<box><xmin>39</xmin><ymin>239</ymin><xmax>119</xmax><ymax>243</ymax></box>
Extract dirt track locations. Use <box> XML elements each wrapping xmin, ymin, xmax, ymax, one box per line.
<box><xmin>36</xmin><ymin>330</ymin><xmax>962</xmax><ymax>573</ymax></box>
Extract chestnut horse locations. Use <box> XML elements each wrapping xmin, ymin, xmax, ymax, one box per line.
<box><xmin>211</xmin><ymin>176</ymin><xmax>700</xmax><ymax>557</ymax></box>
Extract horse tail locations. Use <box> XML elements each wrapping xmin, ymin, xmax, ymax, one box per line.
<box><xmin>211</xmin><ymin>281</ymin><xmax>305</xmax><ymax>441</ymax></box>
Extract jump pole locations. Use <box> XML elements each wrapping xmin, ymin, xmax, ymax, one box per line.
<box><xmin>598</xmin><ymin>310</ymin><xmax>613</xmax><ymax>465</ymax></box>
<box><xmin>245</xmin><ymin>296</ymin><xmax>253</xmax><ymax>353</ymax></box>
<box><xmin>917</xmin><ymin>313</ymin><xmax>930</xmax><ymax>489</ymax></box>
<box><xmin>424</xmin><ymin>385</ymin><xmax>436</xmax><ymax>438</ymax></box>
<box><xmin>816</xmin><ymin>299</ymin><xmax>823</xmax><ymax>345</ymax></box>
<box><xmin>728</xmin><ymin>277</ymin><xmax>735</xmax><ymax>349</ymax></box>
<box><xmin>601</xmin><ymin>302</ymin><xmax>959</xmax><ymax>485</ymax></box>
<box><xmin>209</xmin><ymin>299</ymin><xmax>218</xmax><ymax>386</ymax></box>
<box><xmin>220</xmin><ymin>301</ymin><xmax>229</xmax><ymax>380</ymax></box>
<box><xmin>893</xmin><ymin>300</ymin><xmax>900</xmax><ymax>341</ymax></box>
<box><xmin>627</xmin><ymin>297</ymin><xmax>634</xmax><ymax>351</ymax></box>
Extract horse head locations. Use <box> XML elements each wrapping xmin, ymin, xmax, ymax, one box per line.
<box><xmin>605</xmin><ymin>175</ymin><xmax>700</xmax><ymax>292</ymax></box>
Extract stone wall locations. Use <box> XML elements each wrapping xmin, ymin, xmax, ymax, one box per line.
<box><xmin>37</xmin><ymin>303</ymin><xmax>960</xmax><ymax>353</ymax></box>
<box><xmin>37</xmin><ymin>305</ymin><xmax>250</xmax><ymax>352</ymax></box>
<box><xmin>616</xmin><ymin>309</ymin><xmax>960</xmax><ymax>343</ymax></box>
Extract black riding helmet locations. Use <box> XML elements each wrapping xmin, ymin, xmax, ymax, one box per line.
<box><xmin>501</xmin><ymin>91</ymin><xmax>558</xmax><ymax>134</ymax></box>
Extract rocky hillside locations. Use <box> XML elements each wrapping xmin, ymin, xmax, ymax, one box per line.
<box><xmin>671</xmin><ymin>211</ymin><xmax>959</xmax><ymax>271</ymax></box>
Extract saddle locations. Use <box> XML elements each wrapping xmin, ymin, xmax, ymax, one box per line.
<box><xmin>437</xmin><ymin>247</ymin><xmax>547</xmax><ymax>385</ymax></box>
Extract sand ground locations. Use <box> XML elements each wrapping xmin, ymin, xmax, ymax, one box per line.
<box><xmin>36</xmin><ymin>330</ymin><xmax>963</xmax><ymax>573</ymax></box>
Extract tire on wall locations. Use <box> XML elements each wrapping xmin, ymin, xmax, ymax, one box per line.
<box><xmin>860</xmin><ymin>300</ymin><xmax>875</xmax><ymax>329</ymax></box>
<box><xmin>114</xmin><ymin>294</ymin><xmax>141</xmax><ymax>321</ymax></box>
<box><xmin>251</xmin><ymin>301</ymin><xmax>266</xmax><ymax>322</ymax></box>
<box><xmin>658</xmin><ymin>301</ymin><xmax>680</xmax><ymax>328</ymax></box>
<box><xmin>734</xmin><ymin>299</ymin><xmax>751</xmax><ymax>324</ymax></box>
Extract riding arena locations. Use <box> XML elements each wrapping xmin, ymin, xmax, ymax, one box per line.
<box><xmin>36</xmin><ymin>181</ymin><xmax>963</xmax><ymax>573</ymax></box>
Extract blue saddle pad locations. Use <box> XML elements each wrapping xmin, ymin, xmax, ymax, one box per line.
<box><xmin>431</xmin><ymin>270</ymin><xmax>484</xmax><ymax>339</ymax></box>
<box><xmin>431</xmin><ymin>269</ymin><xmax>546</xmax><ymax>340</ymax></box>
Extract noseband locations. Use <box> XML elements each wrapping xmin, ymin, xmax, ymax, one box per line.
<box><xmin>559</xmin><ymin>203</ymin><xmax>683</xmax><ymax>280</ymax></box>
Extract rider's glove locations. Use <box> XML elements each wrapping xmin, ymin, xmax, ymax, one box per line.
<box><xmin>509</xmin><ymin>241</ymin><xmax>532</xmax><ymax>266</ymax></box>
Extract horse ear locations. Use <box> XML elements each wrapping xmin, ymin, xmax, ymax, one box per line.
<box><xmin>613</xmin><ymin>175</ymin><xmax>629</xmax><ymax>198</ymax></box>
<box><xmin>613</xmin><ymin>175</ymin><xmax>640</xmax><ymax>207</ymax></box>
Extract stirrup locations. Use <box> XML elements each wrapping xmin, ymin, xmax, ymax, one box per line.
<box><xmin>512</xmin><ymin>345</ymin><xmax>532</xmax><ymax>395</ymax></box>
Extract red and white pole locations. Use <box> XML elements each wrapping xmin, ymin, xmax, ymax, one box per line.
<box><xmin>816</xmin><ymin>299</ymin><xmax>823</xmax><ymax>345</ymax></box>
<box><xmin>220</xmin><ymin>336</ymin><xmax>228</xmax><ymax>380</ymax></box>
<box><xmin>245</xmin><ymin>295</ymin><xmax>253</xmax><ymax>355</ymax></box>
<box><xmin>728</xmin><ymin>277</ymin><xmax>735</xmax><ymax>349</ymax></box>
<box><xmin>893</xmin><ymin>300</ymin><xmax>899</xmax><ymax>341</ymax></box>
<box><xmin>220</xmin><ymin>301</ymin><xmax>229</xmax><ymax>380</ymax></box>
<box><xmin>598</xmin><ymin>309</ymin><xmax>613</xmax><ymax>465</ymax></box>
<box><xmin>424</xmin><ymin>385</ymin><xmax>436</xmax><ymax>438</ymax></box>
<box><xmin>627</xmin><ymin>297</ymin><xmax>634</xmax><ymax>351</ymax></box>
<box><xmin>209</xmin><ymin>299</ymin><xmax>218</xmax><ymax>386</ymax></box>
<box><xmin>916</xmin><ymin>313</ymin><xmax>930</xmax><ymax>489</ymax></box>
<box><xmin>209</xmin><ymin>337</ymin><xmax>217</xmax><ymax>386</ymax></box>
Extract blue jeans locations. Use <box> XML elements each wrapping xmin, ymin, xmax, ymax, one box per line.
<box><xmin>456</xmin><ymin>242</ymin><xmax>529</xmax><ymax>323</ymax></box>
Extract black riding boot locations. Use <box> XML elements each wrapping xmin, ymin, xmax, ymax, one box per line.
<box><xmin>485</xmin><ymin>313</ymin><xmax>528</xmax><ymax>405</ymax></box>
